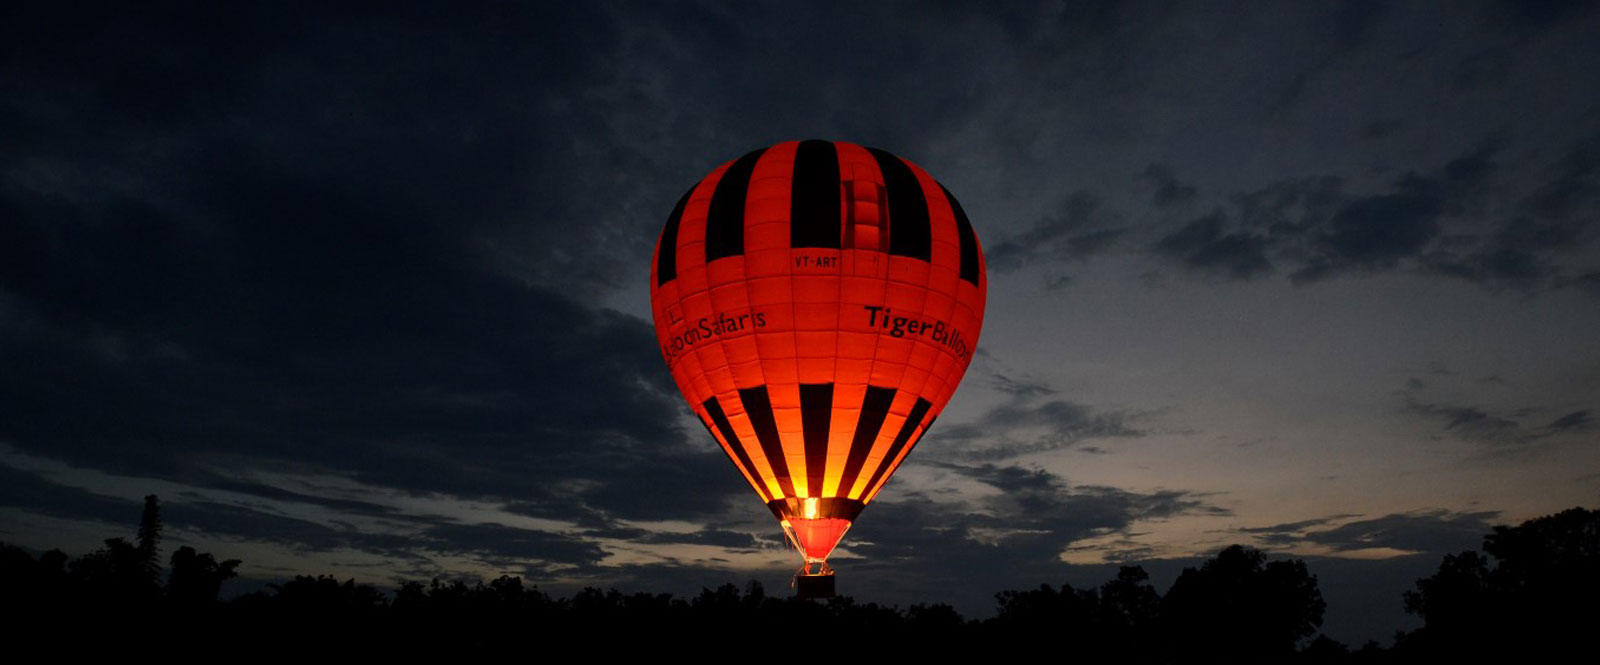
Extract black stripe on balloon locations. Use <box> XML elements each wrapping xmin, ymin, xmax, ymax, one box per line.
<box><xmin>867</xmin><ymin>148</ymin><xmax>931</xmax><ymax>261</ymax></box>
<box><xmin>837</xmin><ymin>386</ymin><xmax>897</xmax><ymax>498</ymax></box>
<box><xmin>799</xmin><ymin>383</ymin><xmax>834</xmax><ymax>497</ymax></box>
<box><xmin>941</xmin><ymin>185</ymin><xmax>980</xmax><ymax>286</ymax></box>
<box><xmin>703</xmin><ymin>397</ymin><xmax>771</xmax><ymax>502</ymax></box>
<box><xmin>656</xmin><ymin>186</ymin><xmax>694</xmax><ymax>286</ymax></box>
<box><xmin>860</xmin><ymin>397</ymin><xmax>933</xmax><ymax>500</ymax></box>
<box><xmin>705</xmin><ymin>148</ymin><xmax>766</xmax><ymax>263</ymax></box>
<box><xmin>791</xmin><ymin>140</ymin><xmax>842</xmax><ymax>249</ymax></box>
<box><xmin>738</xmin><ymin>386</ymin><xmax>796</xmax><ymax>498</ymax></box>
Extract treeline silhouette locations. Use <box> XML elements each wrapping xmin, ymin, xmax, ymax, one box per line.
<box><xmin>3</xmin><ymin>497</ymin><xmax>1595</xmax><ymax>662</ymax></box>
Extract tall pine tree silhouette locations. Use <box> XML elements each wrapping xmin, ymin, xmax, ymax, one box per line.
<box><xmin>136</xmin><ymin>494</ymin><xmax>162</xmax><ymax>588</ymax></box>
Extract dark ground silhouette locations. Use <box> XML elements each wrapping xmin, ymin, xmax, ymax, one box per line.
<box><xmin>3</xmin><ymin>498</ymin><xmax>1595</xmax><ymax>661</ymax></box>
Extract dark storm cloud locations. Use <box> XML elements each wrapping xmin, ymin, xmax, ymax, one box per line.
<box><xmin>0</xmin><ymin>1</ymin><xmax>755</xmax><ymax>537</ymax></box>
<box><xmin>986</xmin><ymin>192</ymin><xmax>1125</xmax><ymax>273</ymax></box>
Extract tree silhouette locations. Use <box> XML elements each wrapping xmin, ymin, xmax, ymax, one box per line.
<box><xmin>167</xmin><ymin>545</ymin><xmax>240</xmax><ymax>608</ymax></box>
<box><xmin>69</xmin><ymin>537</ymin><xmax>157</xmax><ymax>604</ymax></box>
<box><xmin>136</xmin><ymin>494</ymin><xmax>162</xmax><ymax>586</ymax></box>
<box><xmin>28</xmin><ymin>495</ymin><xmax>1600</xmax><ymax>661</ymax></box>
<box><xmin>1401</xmin><ymin>506</ymin><xmax>1599</xmax><ymax>660</ymax></box>
<box><xmin>984</xmin><ymin>567</ymin><xmax>1163</xmax><ymax>661</ymax></box>
<box><xmin>1161</xmin><ymin>544</ymin><xmax>1325</xmax><ymax>663</ymax></box>
<box><xmin>1100</xmin><ymin>565</ymin><xmax>1162</xmax><ymax>660</ymax></box>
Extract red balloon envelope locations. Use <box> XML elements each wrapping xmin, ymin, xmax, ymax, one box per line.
<box><xmin>649</xmin><ymin>140</ymin><xmax>986</xmax><ymax>586</ymax></box>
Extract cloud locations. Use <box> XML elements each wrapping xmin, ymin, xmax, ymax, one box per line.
<box><xmin>0</xmin><ymin>462</ymin><xmax>419</xmax><ymax>555</ymax></box>
<box><xmin>1139</xmin><ymin>133</ymin><xmax>1600</xmax><ymax>294</ymax></box>
<box><xmin>932</xmin><ymin>397</ymin><xmax>1148</xmax><ymax>461</ymax></box>
<box><xmin>1419</xmin><ymin>136</ymin><xmax>1600</xmax><ymax>293</ymax></box>
<box><xmin>1545</xmin><ymin>410</ymin><xmax>1592</xmax><ymax>432</ymax></box>
<box><xmin>937</xmin><ymin>375</ymin><xmax>1145</xmax><ymax>461</ymax></box>
<box><xmin>1405</xmin><ymin>399</ymin><xmax>1524</xmax><ymax>445</ymax></box>
<box><xmin>165</xmin><ymin>500</ymin><xmax>376</xmax><ymax>553</ymax></box>
<box><xmin>1403</xmin><ymin>397</ymin><xmax>1594</xmax><ymax>448</ymax></box>
<box><xmin>0</xmin><ymin>5</ymin><xmax>765</xmax><ymax>529</ymax></box>
<box><xmin>421</xmin><ymin>521</ymin><xmax>609</xmax><ymax>573</ymax></box>
<box><xmin>0</xmin><ymin>463</ymin><xmax>139</xmax><ymax>526</ymax></box>
<box><xmin>195</xmin><ymin>479</ymin><xmax>407</xmax><ymax>518</ymax></box>
<box><xmin>1577</xmin><ymin>272</ymin><xmax>1600</xmax><ymax>298</ymax></box>
<box><xmin>836</xmin><ymin>463</ymin><xmax>1227</xmax><ymax>609</ymax></box>
<box><xmin>1238</xmin><ymin>514</ymin><xmax>1363</xmax><ymax>547</ymax></box>
<box><xmin>1293</xmin><ymin>190</ymin><xmax>1444</xmax><ymax>278</ymax></box>
<box><xmin>1522</xmin><ymin>137</ymin><xmax>1600</xmax><ymax>222</ymax></box>
<box><xmin>1483</xmin><ymin>0</ymin><xmax>1600</xmax><ymax>33</ymax></box>
<box><xmin>1263</xmin><ymin>0</ymin><xmax>1390</xmax><ymax>114</ymax></box>
<box><xmin>1141</xmin><ymin>164</ymin><xmax>1198</xmax><ymax>208</ymax></box>
<box><xmin>1237</xmin><ymin>510</ymin><xmax>1499</xmax><ymax>556</ymax></box>
<box><xmin>986</xmin><ymin>192</ymin><xmax>1126</xmax><ymax>273</ymax></box>
<box><xmin>989</xmin><ymin>373</ymin><xmax>1058</xmax><ymax>398</ymax></box>
<box><xmin>1151</xmin><ymin>211</ymin><xmax>1274</xmax><ymax>280</ymax></box>
<box><xmin>1450</xmin><ymin>48</ymin><xmax>1514</xmax><ymax>91</ymax></box>
<box><xmin>1361</xmin><ymin>119</ymin><xmax>1404</xmax><ymax>141</ymax></box>
<box><xmin>952</xmin><ymin>464</ymin><xmax>1230</xmax><ymax>525</ymax></box>
<box><xmin>1301</xmin><ymin>511</ymin><xmax>1499</xmax><ymax>554</ymax></box>
<box><xmin>1289</xmin><ymin>137</ymin><xmax>1503</xmax><ymax>283</ymax></box>
<box><xmin>0</xmin><ymin>456</ymin><xmax>703</xmax><ymax>580</ymax></box>
<box><xmin>1229</xmin><ymin>175</ymin><xmax>1347</xmax><ymax>235</ymax></box>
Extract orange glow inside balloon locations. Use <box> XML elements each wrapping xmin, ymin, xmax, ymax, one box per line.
<box><xmin>649</xmin><ymin>140</ymin><xmax>987</xmax><ymax>575</ymax></box>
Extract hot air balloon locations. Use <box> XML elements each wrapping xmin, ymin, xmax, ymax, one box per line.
<box><xmin>649</xmin><ymin>140</ymin><xmax>986</xmax><ymax>596</ymax></box>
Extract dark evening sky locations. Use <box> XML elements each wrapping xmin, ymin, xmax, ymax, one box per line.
<box><xmin>3</xmin><ymin>1</ymin><xmax>1598</xmax><ymax>645</ymax></box>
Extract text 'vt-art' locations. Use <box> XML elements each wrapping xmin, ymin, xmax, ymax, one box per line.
<box><xmin>650</xmin><ymin>140</ymin><xmax>987</xmax><ymax>597</ymax></box>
